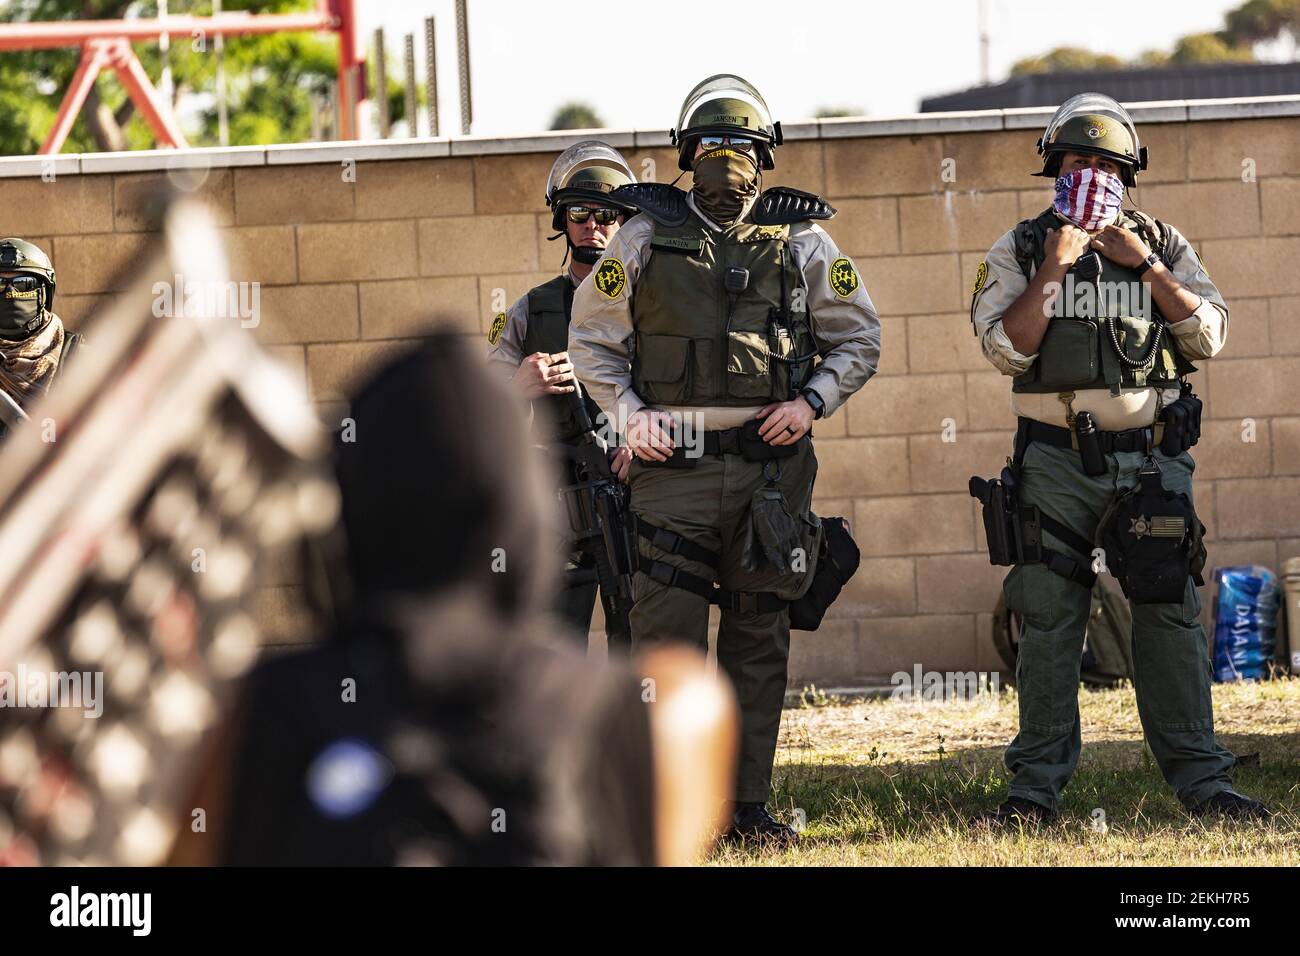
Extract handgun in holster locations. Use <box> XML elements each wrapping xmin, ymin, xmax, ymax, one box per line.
<box><xmin>969</xmin><ymin>465</ymin><xmax>1042</xmax><ymax>567</ymax></box>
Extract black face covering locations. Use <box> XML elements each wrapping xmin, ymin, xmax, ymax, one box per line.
<box><xmin>0</xmin><ymin>289</ymin><xmax>42</xmax><ymax>341</ymax></box>
<box><xmin>691</xmin><ymin>147</ymin><xmax>759</xmax><ymax>223</ymax></box>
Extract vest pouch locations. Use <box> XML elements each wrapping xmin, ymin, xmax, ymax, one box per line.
<box><xmin>1111</xmin><ymin>315</ymin><xmax>1156</xmax><ymax>362</ymax></box>
<box><xmin>727</xmin><ymin>330</ymin><xmax>781</xmax><ymax>400</ymax></box>
<box><xmin>1097</xmin><ymin>466</ymin><xmax>1204</xmax><ymax>605</ymax></box>
<box><xmin>1155</xmin><ymin>338</ymin><xmax>1180</xmax><ymax>380</ymax></box>
<box><xmin>1037</xmin><ymin>318</ymin><xmax>1099</xmax><ymax>390</ymax></box>
<box><xmin>776</xmin><ymin>511</ymin><xmax>825</xmax><ymax>603</ymax></box>
<box><xmin>741</xmin><ymin>491</ymin><xmax>824</xmax><ymax>602</ymax></box>
<box><xmin>634</xmin><ymin>333</ymin><xmax>691</xmax><ymax>405</ymax></box>
<box><xmin>790</xmin><ymin>514</ymin><xmax>860</xmax><ymax>630</ymax></box>
<box><xmin>1109</xmin><ymin>314</ymin><xmax>1169</xmax><ymax>386</ymax></box>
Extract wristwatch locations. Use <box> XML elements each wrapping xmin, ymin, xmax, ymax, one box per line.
<box><xmin>1135</xmin><ymin>251</ymin><xmax>1160</xmax><ymax>277</ymax></box>
<box><xmin>800</xmin><ymin>387</ymin><xmax>826</xmax><ymax>420</ymax></box>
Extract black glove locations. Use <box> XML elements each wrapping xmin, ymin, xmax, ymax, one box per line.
<box><xmin>1159</xmin><ymin>386</ymin><xmax>1202</xmax><ymax>456</ymax></box>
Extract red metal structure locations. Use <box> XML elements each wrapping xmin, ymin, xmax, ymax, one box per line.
<box><xmin>0</xmin><ymin>0</ymin><xmax>365</xmax><ymax>153</ymax></box>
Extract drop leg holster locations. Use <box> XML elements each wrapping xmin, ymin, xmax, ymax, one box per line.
<box><xmin>634</xmin><ymin>517</ymin><xmax>788</xmax><ymax>614</ymax></box>
<box><xmin>968</xmin><ymin>420</ymin><xmax>1097</xmax><ymax>589</ymax></box>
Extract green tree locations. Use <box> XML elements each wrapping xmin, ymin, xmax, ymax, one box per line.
<box><xmin>1169</xmin><ymin>32</ymin><xmax>1255</xmax><ymax>65</ymax></box>
<box><xmin>0</xmin><ymin>0</ymin><xmax>342</xmax><ymax>155</ymax></box>
<box><xmin>549</xmin><ymin>101</ymin><xmax>603</xmax><ymax>130</ymax></box>
<box><xmin>1011</xmin><ymin>47</ymin><xmax>1125</xmax><ymax>76</ymax></box>
<box><xmin>1009</xmin><ymin>0</ymin><xmax>1300</xmax><ymax>79</ymax></box>
<box><xmin>1134</xmin><ymin>49</ymin><xmax>1172</xmax><ymax>68</ymax></box>
<box><xmin>1223</xmin><ymin>0</ymin><xmax>1300</xmax><ymax>44</ymax></box>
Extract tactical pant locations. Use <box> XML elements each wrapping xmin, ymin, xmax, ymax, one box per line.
<box><xmin>555</xmin><ymin>554</ymin><xmax>597</xmax><ymax>645</ymax></box>
<box><xmin>552</xmin><ymin>442</ymin><xmax>599</xmax><ymax>646</ymax></box>
<box><xmin>628</xmin><ymin>440</ymin><xmax>817</xmax><ymax>804</ymax></box>
<box><xmin>1003</xmin><ymin>441</ymin><xmax>1235</xmax><ymax>812</ymax></box>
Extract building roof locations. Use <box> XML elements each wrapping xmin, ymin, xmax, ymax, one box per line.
<box><xmin>922</xmin><ymin>60</ymin><xmax>1300</xmax><ymax>112</ymax></box>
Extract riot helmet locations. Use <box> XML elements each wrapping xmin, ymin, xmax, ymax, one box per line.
<box><xmin>545</xmin><ymin>141</ymin><xmax>638</xmax><ymax>232</ymax></box>
<box><xmin>0</xmin><ymin>238</ymin><xmax>56</xmax><ymax>340</ymax></box>
<box><xmin>671</xmin><ymin>74</ymin><xmax>782</xmax><ymax>171</ymax></box>
<box><xmin>1036</xmin><ymin>93</ymin><xmax>1146</xmax><ymax>186</ymax></box>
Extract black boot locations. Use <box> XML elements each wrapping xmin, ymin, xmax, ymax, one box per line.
<box><xmin>725</xmin><ymin>803</ymin><xmax>799</xmax><ymax>847</ymax></box>
<box><xmin>1187</xmin><ymin>789</ymin><xmax>1272</xmax><ymax>821</ymax></box>
<box><xmin>969</xmin><ymin>796</ymin><xmax>1057</xmax><ymax>827</ymax></box>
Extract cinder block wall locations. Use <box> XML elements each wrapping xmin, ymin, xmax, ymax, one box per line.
<box><xmin>3</xmin><ymin>98</ymin><xmax>1297</xmax><ymax>686</ymax></box>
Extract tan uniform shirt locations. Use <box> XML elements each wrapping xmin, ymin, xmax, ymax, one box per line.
<box><xmin>485</xmin><ymin>265</ymin><xmax>584</xmax><ymax>377</ymax></box>
<box><xmin>569</xmin><ymin>192</ymin><xmax>881</xmax><ymax>432</ymax></box>
<box><xmin>971</xmin><ymin>210</ymin><xmax>1228</xmax><ymax>431</ymax></box>
<box><xmin>484</xmin><ymin>266</ymin><xmax>587</xmax><ymax>434</ymax></box>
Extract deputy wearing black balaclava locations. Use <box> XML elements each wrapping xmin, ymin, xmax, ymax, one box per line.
<box><xmin>0</xmin><ymin>238</ymin><xmax>81</xmax><ymax>438</ymax></box>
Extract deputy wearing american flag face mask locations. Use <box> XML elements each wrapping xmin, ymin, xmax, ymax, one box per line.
<box><xmin>967</xmin><ymin>93</ymin><xmax>1268</xmax><ymax>827</ymax></box>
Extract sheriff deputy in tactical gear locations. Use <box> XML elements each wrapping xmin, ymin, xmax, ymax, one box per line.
<box><xmin>569</xmin><ymin>75</ymin><xmax>880</xmax><ymax>844</ymax></box>
<box><xmin>487</xmin><ymin>141</ymin><xmax>639</xmax><ymax>644</ymax></box>
<box><xmin>969</xmin><ymin>93</ymin><xmax>1269</xmax><ymax>824</ymax></box>
<box><xmin>0</xmin><ymin>238</ymin><xmax>80</xmax><ymax>440</ymax></box>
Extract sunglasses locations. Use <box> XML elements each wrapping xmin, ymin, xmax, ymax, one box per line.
<box><xmin>698</xmin><ymin>136</ymin><xmax>755</xmax><ymax>153</ymax></box>
<box><xmin>566</xmin><ymin>206</ymin><xmax>622</xmax><ymax>225</ymax></box>
<box><xmin>0</xmin><ymin>275</ymin><xmax>41</xmax><ymax>296</ymax></box>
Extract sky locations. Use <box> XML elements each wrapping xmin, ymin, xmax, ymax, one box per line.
<box><xmin>360</xmin><ymin>0</ymin><xmax>1247</xmax><ymax>137</ymax></box>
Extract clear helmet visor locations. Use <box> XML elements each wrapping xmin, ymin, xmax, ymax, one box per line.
<box><xmin>545</xmin><ymin>141</ymin><xmax>635</xmax><ymax>206</ymax></box>
<box><xmin>1042</xmin><ymin>93</ymin><xmax>1141</xmax><ymax>157</ymax></box>
<box><xmin>676</xmin><ymin>73</ymin><xmax>775</xmax><ymax>139</ymax></box>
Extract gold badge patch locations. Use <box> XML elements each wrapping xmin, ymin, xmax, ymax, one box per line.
<box><xmin>829</xmin><ymin>257</ymin><xmax>860</xmax><ymax>299</ymax></box>
<box><xmin>487</xmin><ymin>312</ymin><xmax>506</xmax><ymax>347</ymax></box>
<box><xmin>972</xmin><ymin>261</ymin><xmax>989</xmax><ymax>297</ymax></box>
<box><xmin>594</xmin><ymin>256</ymin><xmax>627</xmax><ymax>299</ymax></box>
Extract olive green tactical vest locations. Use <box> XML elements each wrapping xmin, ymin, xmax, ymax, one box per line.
<box><xmin>1012</xmin><ymin>208</ymin><xmax>1196</xmax><ymax>396</ymax></box>
<box><xmin>521</xmin><ymin>274</ymin><xmax>582</xmax><ymax>441</ymax></box>
<box><xmin>631</xmin><ymin>211</ymin><xmax>814</xmax><ymax>407</ymax></box>
<box><xmin>522</xmin><ymin>274</ymin><xmax>571</xmax><ymax>356</ymax></box>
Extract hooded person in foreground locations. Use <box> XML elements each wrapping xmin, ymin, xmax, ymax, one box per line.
<box><xmin>171</xmin><ymin>332</ymin><xmax>735</xmax><ymax>866</ymax></box>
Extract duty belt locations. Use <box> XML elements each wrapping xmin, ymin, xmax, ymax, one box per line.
<box><xmin>1016</xmin><ymin>417</ymin><xmax>1164</xmax><ymax>456</ymax></box>
<box><xmin>644</xmin><ymin>422</ymin><xmax>805</xmax><ymax>468</ymax></box>
<box><xmin>696</xmin><ymin>425</ymin><xmax>805</xmax><ymax>456</ymax></box>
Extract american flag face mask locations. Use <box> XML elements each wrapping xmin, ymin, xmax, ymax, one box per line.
<box><xmin>1053</xmin><ymin>166</ymin><xmax>1124</xmax><ymax>231</ymax></box>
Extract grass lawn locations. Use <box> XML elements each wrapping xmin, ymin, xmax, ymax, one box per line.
<box><xmin>711</xmin><ymin>677</ymin><xmax>1300</xmax><ymax>866</ymax></box>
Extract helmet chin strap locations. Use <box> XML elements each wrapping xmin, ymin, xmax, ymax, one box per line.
<box><xmin>546</xmin><ymin>230</ymin><xmax>603</xmax><ymax>267</ymax></box>
<box><xmin>569</xmin><ymin>240</ymin><xmax>603</xmax><ymax>265</ymax></box>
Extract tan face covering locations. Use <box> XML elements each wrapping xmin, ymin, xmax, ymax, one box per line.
<box><xmin>0</xmin><ymin>312</ymin><xmax>63</xmax><ymax>405</ymax></box>
<box><xmin>691</xmin><ymin>147</ymin><xmax>759</xmax><ymax>223</ymax></box>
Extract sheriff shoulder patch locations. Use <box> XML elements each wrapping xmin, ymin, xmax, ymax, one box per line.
<box><xmin>487</xmin><ymin>312</ymin><xmax>506</xmax><ymax>347</ymax></box>
<box><xmin>594</xmin><ymin>256</ymin><xmax>627</xmax><ymax>299</ymax></box>
<box><xmin>972</xmin><ymin>261</ymin><xmax>989</xmax><ymax>298</ymax></box>
<box><xmin>828</xmin><ymin>257</ymin><xmax>860</xmax><ymax>299</ymax></box>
